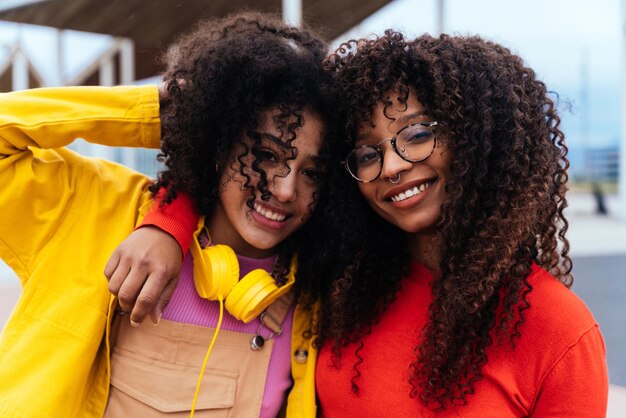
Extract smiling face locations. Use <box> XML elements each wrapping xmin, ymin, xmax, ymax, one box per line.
<box><xmin>207</xmin><ymin>109</ymin><xmax>325</xmax><ymax>258</ymax></box>
<box><xmin>355</xmin><ymin>94</ymin><xmax>452</xmax><ymax>242</ymax></box>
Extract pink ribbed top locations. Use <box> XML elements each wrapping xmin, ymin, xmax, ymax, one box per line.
<box><xmin>162</xmin><ymin>252</ymin><xmax>294</xmax><ymax>418</ymax></box>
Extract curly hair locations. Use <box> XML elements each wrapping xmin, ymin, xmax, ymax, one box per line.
<box><xmin>312</xmin><ymin>31</ymin><xmax>572</xmax><ymax>409</ymax></box>
<box><xmin>150</xmin><ymin>12</ymin><xmax>342</xmax><ymax>276</ymax></box>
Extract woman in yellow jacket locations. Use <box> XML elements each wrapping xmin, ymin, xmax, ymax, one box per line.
<box><xmin>0</xmin><ymin>13</ymin><xmax>340</xmax><ymax>418</ymax></box>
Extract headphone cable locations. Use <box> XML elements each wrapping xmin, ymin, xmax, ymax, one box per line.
<box><xmin>190</xmin><ymin>297</ymin><xmax>225</xmax><ymax>418</ymax></box>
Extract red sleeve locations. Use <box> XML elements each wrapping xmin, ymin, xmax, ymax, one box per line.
<box><xmin>531</xmin><ymin>324</ymin><xmax>608</xmax><ymax>417</ymax></box>
<box><xmin>140</xmin><ymin>188</ymin><xmax>199</xmax><ymax>255</ymax></box>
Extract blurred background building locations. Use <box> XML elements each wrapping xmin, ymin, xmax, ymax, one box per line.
<box><xmin>1</xmin><ymin>0</ymin><xmax>623</xmax><ymax>205</ymax></box>
<box><xmin>1</xmin><ymin>0</ymin><xmax>625</xmax><ymax>415</ymax></box>
<box><xmin>0</xmin><ymin>0</ymin><xmax>395</xmax><ymax>175</ymax></box>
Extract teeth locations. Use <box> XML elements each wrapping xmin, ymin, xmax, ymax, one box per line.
<box><xmin>254</xmin><ymin>203</ymin><xmax>287</xmax><ymax>222</ymax></box>
<box><xmin>390</xmin><ymin>181</ymin><xmax>432</xmax><ymax>202</ymax></box>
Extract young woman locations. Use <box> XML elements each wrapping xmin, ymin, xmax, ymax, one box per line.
<box><xmin>312</xmin><ymin>31</ymin><xmax>608</xmax><ymax>416</ymax></box>
<box><xmin>0</xmin><ymin>13</ymin><xmax>340</xmax><ymax>418</ymax></box>
<box><xmin>110</xmin><ymin>31</ymin><xmax>608</xmax><ymax>416</ymax></box>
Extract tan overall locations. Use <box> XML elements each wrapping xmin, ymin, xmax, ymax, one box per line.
<box><xmin>104</xmin><ymin>294</ymin><xmax>293</xmax><ymax>417</ymax></box>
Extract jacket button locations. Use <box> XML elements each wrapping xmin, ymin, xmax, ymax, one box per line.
<box><xmin>294</xmin><ymin>349</ymin><xmax>308</xmax><ymax>364</ymax></box>
<box><xmin>250</xmin><ymin>335</ymin><xmax>265</xmax><ymax>351</ymax></box>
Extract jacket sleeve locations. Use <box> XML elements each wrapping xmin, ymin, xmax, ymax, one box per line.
<box><xmin>0</xmin><ymin>86</ymin><xmax>160</xmax><ymax>282</ymax></box>
<box><xmin>0</xmin><ymin>86</ymin><xmax>159</xmax><ymax>155</ymax></box>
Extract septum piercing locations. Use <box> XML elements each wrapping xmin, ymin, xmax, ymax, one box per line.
<box><xmin>389</xmin><ymin>173</ymin><xmax>401</xmax><ymax>184</ymax></box>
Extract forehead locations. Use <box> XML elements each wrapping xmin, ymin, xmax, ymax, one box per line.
<box><xmin>256</xmin><ymin>108</ymin><xmax>325</xmax><ymax>156</ymax></box>
<box><xmin>258</xmin><ymin>107</ymin><xmax>322</xmax><ymax>132</ymax></box>
<box><xmin>356</xmin><ymin>94</ymin><xmax>428</xmax><ymax>142</ymax></box>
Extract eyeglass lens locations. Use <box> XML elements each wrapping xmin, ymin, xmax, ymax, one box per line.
<box><xmin>346</xmin><ymin>123</ymin><xmax>436</xmax><ymax>182</ymax></box>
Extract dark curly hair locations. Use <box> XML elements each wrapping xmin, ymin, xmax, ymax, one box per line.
<box><xmin>309</xmin><ymin>31</ymin><xmax>572</xmax><ymax>409</ymax></box>
<box><xmin>150</xmin><ymin>13</ymin><xmax>342</xmax><ymax>277</ymax></box>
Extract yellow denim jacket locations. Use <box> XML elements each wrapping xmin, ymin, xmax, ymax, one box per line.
<box><xmin>0</xmin><ymin>86</ymin><xmax>317</xmax><ymax>418</ymax></box>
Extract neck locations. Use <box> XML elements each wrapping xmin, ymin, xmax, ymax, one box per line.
<box><xmin>408</xmin><ymin>230</ymin><xmax>440</xmax><ymax>272</ymax></box>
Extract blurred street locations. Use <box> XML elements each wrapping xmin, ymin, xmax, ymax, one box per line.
<box><xmin>564</xmin><ymin>191</ymin><xmax>626</xmax><ymax>417</ymax></box>
<box><xmin>573</xmin><ymin>254</ymin><xmax>626</xmax><ymax>386</ymax></box>
<box><xmin>566</xmin><ymin>190</ymin><xmax>626</xmax><ymax>387</ymax></box>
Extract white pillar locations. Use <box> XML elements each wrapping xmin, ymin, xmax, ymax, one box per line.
<box><xmin>53</xmin><ymin>28</ymin><xmax>64</xmax><ymax>86</ymax></box>
<box><xmin>120</xmin><ymin>37</ymin><xmax>137</xmax><ymax>168</ymax></box>
<box><xmin>99</xmin><ymin>56</ymin><xmax>115</xmax><ymax>86</ymax></box>
<box><xmin>95</xmin><ymin>56</ymin><xmax>116</xmax><ymax>160</ymax></box>
<box><xmin>436</xmin><ymin>0</ymin><xmax>445</xmax><ymax>35</ymax></box>
<box><xmin>282</xmin><ymin>0</ymin><xmax>302</xmax><ymax>27</ymax></box>
<box><xmin>620</xmin><ymin>0</ymin><xmax>626</xmax><ymax>219</ymax></box>
<box><xmin>120</xmin><ymin>148</ymin><xmax>137</xmax><ymax>169</ymax></box>
<box><xmin>12</xmin><ymin>49</ymin><xmax>28</xmax><ymax>91</ymax></box>
<box><xmin>119</xmin><ymin>38</ymin><xmax>134</xmax><ymax>85</ymax></box>
<box><xmin>12</xmin><ymin>26</ymin><xmax>28</xmax><ymax>91</ymax></box>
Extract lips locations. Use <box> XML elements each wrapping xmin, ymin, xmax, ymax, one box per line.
<box><xmin>384</xmin><ymin>178</ymin><xmax>436</xmax><ymax>202</ymax></box>
<box><xmin>253</xmin><ymin>202</ymin><xmax>290</xmax><ymax>222</ymax></box>
<box><xmin>389</xmin><ymin>181</ymin><xmax>433</xmax><ymax>202</ymax></box>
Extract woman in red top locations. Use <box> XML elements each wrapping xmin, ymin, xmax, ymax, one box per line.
<box><xmin>310</xmin><ymin>31</ymin><xmax>608</xmax><ymax>416</ymax></box>
<box><xmin>110</xmin><ymin>32</ymin><xmax>608</xmax><ymax>416</ymax></box>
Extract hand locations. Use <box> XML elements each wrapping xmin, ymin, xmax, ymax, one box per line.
<box><xmin>105</xmin><ymin>226</ymin><xmax>183</xmax><ymax>326</ymax></box>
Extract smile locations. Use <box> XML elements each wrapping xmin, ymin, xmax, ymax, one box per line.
<box><xmin>389</xmin><ymin>181</ymin><xmax>433</xmax><ymax>203</ymax></box>
<box><xmin>254</xmin><ymin>203</ymin><xmax>288</xmax><ymax>222</ymax></box>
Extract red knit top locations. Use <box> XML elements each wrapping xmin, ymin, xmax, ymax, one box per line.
<box><xmin>315</xmin><ymin>262</ymin><xmax>608</xmax><ymax>417</ymax></box>
<box><xmin>141</xmin><ymin>189</ymin><xmax>198</xmax><ymax>254</ymax></box>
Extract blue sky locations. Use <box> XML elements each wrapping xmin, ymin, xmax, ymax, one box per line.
<box><xmin>343</xmin><ymin>0</ymin><xmax>623</xmax><ymax>150</ymax></box>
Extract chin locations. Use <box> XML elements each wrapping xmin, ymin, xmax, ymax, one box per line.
<box><xmin>394</xmin><ymin>216</ymin><xmax>441</xmax><ymax>234</ymax></box>
<box><xmin>258</xmin><ymin>236</ymin><xmax>286</xmax><ymax>250</ymax></box>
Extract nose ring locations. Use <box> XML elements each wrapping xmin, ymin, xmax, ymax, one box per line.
<box><xmin>389</xmin><ymin>173</ymin><xmax>401</xmax><ymax>184</ymax></box>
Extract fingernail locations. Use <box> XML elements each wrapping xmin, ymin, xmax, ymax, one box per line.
<box><xmin>153</xmin><ymin>312</ymin><xmax>162</xmax><ymax>327</ymax></box>
<box><xmin>130</xmin><ymin>319</ymin><xmax>140</xmax><ymax>327</ymax></box>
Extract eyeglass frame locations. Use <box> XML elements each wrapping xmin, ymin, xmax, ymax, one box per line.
<box><xmin>341</xmin><ymin>121</ymin><xmax>439</xmax><ymax>183</ymax></box>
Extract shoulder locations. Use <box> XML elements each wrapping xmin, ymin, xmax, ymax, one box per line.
<box><xmin>521</xmin><ymin>264</ymin><xmax>598</xmax><ymax>346</ymax></box>
<box><xmin>520</xmin><ymin>267</ymin><xmax>608</xmax><ymax>414</ymax></box>
<box><xmin>482</xmin><ymin>265</ymin><xmax>606</xmax><ymax>411</ymax></box>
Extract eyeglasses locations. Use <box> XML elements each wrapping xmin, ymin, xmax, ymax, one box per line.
<box><xmin>342</xmin><ymin>121</ymin><xmax>438</xmax><ymax>183</ymax></box>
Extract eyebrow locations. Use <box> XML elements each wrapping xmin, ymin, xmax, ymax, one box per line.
<box><xmin>257</xmin><ymin>132</ymin><xmax>322</xmax><ymax>163</ymax></box>
<box><xmin>260</xmin><ymin>132</ymin><xmax>289</xmax><ymax>147</ymax></box>
<box><xmin>356</xmin><ymin>110</ymin><xmax>428</xmax><ymax>143</ymax></box>
<box><xmin>296</xmin><ymin>149</ymin><xmax>324</xmax><ymax>165</ymax></box>
<box><xmin>397</xmin><ymin>111</ymin><xmax>427</xmax><ymax>124</ymax></box>
<box><xmin>308</xmin><ymin>154</ymin><xmax>324</xmax><ymax>166</ymax></box>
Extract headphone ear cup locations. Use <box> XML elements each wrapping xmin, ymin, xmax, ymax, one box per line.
<box><xmin>194</xmin><ymin>244</ymin><xmax>240</xmax><ymax>300</ymax></box>
<box><xmin>225</xmin><ymin>269</ymin><xmax>279</xmax><ymax>323</ymax></box>
<box><xmin>264</xmin><ymin>256</ymin><xmax>297</xmax><ymax>301</ymax></box>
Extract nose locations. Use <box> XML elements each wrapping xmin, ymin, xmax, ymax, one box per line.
<box><xmin>379</xmin><ymin>144</ymin><xmax>413</xmax><ymax>182</ymax></box>
<box><xmin>272</xmin><ymin>171</ymin><xmax>298</xmax><ymax>203</ymax></box>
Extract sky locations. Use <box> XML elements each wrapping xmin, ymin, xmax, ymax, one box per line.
<box><xmin>0</xmin><ymin>0</ymin><xmax>622</xmax><ymax>150</ymax></box>
<box><xmin>341</xmin><ymin>0</ymin><xmax>623</xmax><ymax>150</ymax></box>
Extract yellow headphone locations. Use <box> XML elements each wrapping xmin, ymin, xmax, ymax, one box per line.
<box><xmin>191</xmin><ymin>220</ymin><xmax>296</xmax><ymax>323</ymax></box>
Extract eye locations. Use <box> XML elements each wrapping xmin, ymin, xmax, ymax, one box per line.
<box><xmin>354</xmin><ymin>147</ymin><xmax>381</xmax><ymax>166</ymax></box>
<box><xmin>401</xmin><ymin>126</ymin><xmax>434</xmax><ymax>145</ymax></box>
<box><xmin>257</xmin><ymin>148</ymin><xmax>279</xmax><ymax>163</ymax></box>
<box><xmin>302</xmin><ymin>167</ymin><xmax>323</xmax><ymax>183</ymax></box>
